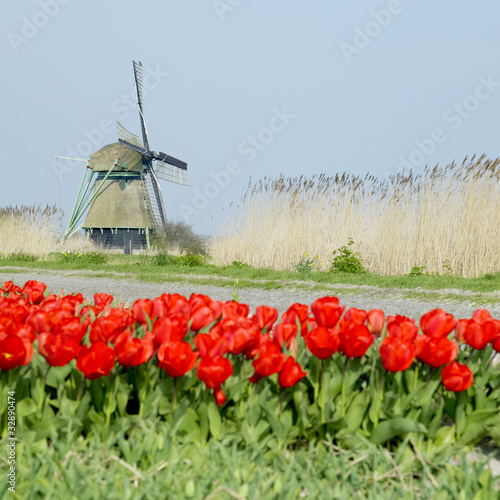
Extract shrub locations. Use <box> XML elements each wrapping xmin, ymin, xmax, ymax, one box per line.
<box><xmin>294</xmin><ymin>253</ymin><xmax>320</xmax><ymax>272</ymax></box>
<box><xmin>59</xmin><ymin>251</ymin><xmax>108</xmax><ymax>265</ymax></box>
<box><xmin>408</xmin><ymin>266</ymin><xmax>427</xmax><ymax>277</ymax></box>
<box><xmin>178</xmin><ymin>252</ymin><xmax>207</xmax><ymax>267</ymax></box>
<box><xmin>1</xmin><ymin>251</ymin><xmax>38</xmax><ymax>262</ymax></box>
<box><xmin>228</xmin><ymin>261</ymin><xmax>251</xmax><ymax>269</ymax></box>
<box><xmin>153</xmin><ymin>251</ymin><xmax>208</xmax><ymax>267</ymax></box>
<box><xmin>329</xmin><ymin>239</ymin><xmax>365</xmax><ymax>274</ymax></box>
<box><xmin>152</xmin><ymin>252</ymin><xmax>178</xmax><ymax>266</ymax></box>
<box><xmin>152</xmin><ymin>220</ymin><xmax>207</xmax><ymax>256</ymax></box>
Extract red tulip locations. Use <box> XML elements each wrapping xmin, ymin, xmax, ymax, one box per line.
<box><xmin>189</xmin><ymin>306</ymin><xmax>220</xmax><ymax>331</ymax></box>
<box><xmin>90</xmin><ymin>309</ymin><xmax>132</xmax><ymax>344</ymax></box>
<box><xmin>272</xmin><ymin>323</ymin><xmax>298</xmax><ymax>350</ymax></box>
<box><xmin>157</xmin><ymin>293</ymin><xmax>190</xmax><ymax>317</ymax></box>
<box><xmin>0</xmin><ymin>335</ymin><xmax>33</xmax><ymax>370</ymax></box>
<box><xmin>310</xmin><ymin>297</ymin><xmax>344</xmax><ymax>328</ymax></box>
<box><xmin>419</xmin><ymin>308</ymin><xmax>457</xmax><ymax>339</ymax></box>
<box><xmin>282</xmin><ymin>303</ymin><xmax>310</xmax><ymax>326</ymax></box>
<box><xmin>441</xmin><ymin>362</ymin><xmax>473</xmax><ymax>392</ymax></box>
<box><xmin>242</xmin><ymin>333</ymin><xmax>274</xmax><ymax>360</ymax></box>
<box><xmin>2</xmin><ymin>281</ymin><xmax>22</xmax><ymax>295</ymax></box>
<box><xmin>492</xmin><ymin>336</ymin><xmax>500</xmax><ymax>353</ymax></box>
<box><xmin>417</xmin><ymin>336</ymin><xmax>458</xmax><ymax>368</ymax></box>
<box><xmin>222</xmin><ymin>301</ymin><xmax>250</xmax><ymax>319</ymax></box>
<box><xmin>305</xmin><ymin>326</ymin><xmax>340</xmax><ymax>359</ymax></box>
<box><xmin>193</xmin><ymin>333</ymin><xmax>229</xmax><ymax>358</ymax></box>
<box><xmin>76</xmin><ymin>341</ymin><xmax>115</xmax><ymax>379</ymax></box>
<box><xmin>188</xmin><ymin>294</ymin><xmax>223</xmax><ymax>329</ymax></box>
<box><xmin>157</xmin><ymin>340</ymin><xmax>199</xmax><ymax>377</ymax></box>
<box><xmin>344</xmin><ymin>307</ymin><xmax>367</xmax><ymax>324</ymax></box>
<box><xmin>386</xmin><ymin>316</ymin><xmax>419</xmax><ymax>343</ymax></box>
<box><xmin>379</xmin><ymin>335</ymin><xmax>415</xmax><ymax>372</ymax></box>
<box><xmin>197</xmin><ymin>356</ymin><xmax>233</xmax><ymax>405</ymax></box>
<box><xmin>131</xmin><ymin>298</ymin><xmax>155</xmax><ymax>325</ymax></box>
<box><xmin>463</xmin><ymin>318</ymin><xmax>498</xmax><ymax>350</ymax></box>
<box><xmin>53</xmin><ymin>317</ymin><xmax>87</xmax><ymax>342</ymax></box>
<box><xmin>93</xmin><ymin>292</ymin><xmax>114</xmax><ymax>310</ymax></box>
<box><xmin>249</xmin><ymin>342</ymin><xmax>286</xmax><ymax>383</ymax></box>
<box><xmin>367</xmin><ymin>309</ymin><xmax>385</xmax><ymax>335</ymax></box>
<box><xmin>38</xmin><ymin>332</ymin><xmax>81</xmax><ymax>366</ymax></box>
<box><xmin>152</xmin><ymin>314</ymin><xmax>188</xmax><ymax>347</ymax></box>
<box><xmin>339</xmin><ymin>323</ymin><xmax>374</xmax><ymax>358</ymax></box>
<box><xmin>26</xmin><ymin>309</ymin><xmax>54</xmax><ymax>335</ymax></box>
<box><xmin>114</xmin><ymin>331</ymin><xmax>155</xmax><ymax>367</ymax></box>
<box><xmin>255</xmin><ymin>305</ymin><xmax>279</xmax><ymax>331</ymax></box>
<box><xmin>21</xmin><ymin>280</ymin><xmax>47</xmax><ymax>305</ymax></box>
<box><xmin>472</xmin><ymin>309</ymin><xmax>492</xmax><ymax>323</ymax></box>
<box><xmin>278</xmin><ymin>356</ymin><xmax>307</xmax><ymax>388</ymax></box>
<box><xmin>454</xmin><ymin>319</ymin><xmax>467</xmax><ymax>342</ymax></box>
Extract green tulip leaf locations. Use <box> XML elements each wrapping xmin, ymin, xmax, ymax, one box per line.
<box><xmin>370</xmin><ymin>418</ymin><xmax>427</xmax><ymax>445</ymax></box>
<box><xmin>207</xmin><ymin>401</ymin><xmax>221</xmax><ymax>438</ymax></box>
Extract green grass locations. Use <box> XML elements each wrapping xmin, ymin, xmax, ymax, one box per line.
<box><xmin>3</xmin><ymin>253</ymin><xmax>500</xmax><ymax>298</ymax></box>
<box><xmin>6</xmin><ymin>430</ymin><xmax>499</xmax><ymax>499</ymax></box>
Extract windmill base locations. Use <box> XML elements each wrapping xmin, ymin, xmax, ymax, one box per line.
<box><xmin>85</xmin><ymin>228</ymin><xmax>149</xmax><ymax>254</ymax></box>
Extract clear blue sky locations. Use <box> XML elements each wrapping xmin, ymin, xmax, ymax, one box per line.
<box><xmin>2</xmin><ymin>1</ymin><xmax>500</xmax><ymax>235</ymax></box>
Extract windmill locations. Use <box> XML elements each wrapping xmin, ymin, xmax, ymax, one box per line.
<box><xmin>63</xmin><ymin>61</ymin><xmax>189</xmax><ymax>253</ymax></box>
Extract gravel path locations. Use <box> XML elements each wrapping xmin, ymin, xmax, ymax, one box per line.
<box><xmin>2</xmin><ymin>268</ymin><xmax>500</xmax><ymax>320</ymax></box>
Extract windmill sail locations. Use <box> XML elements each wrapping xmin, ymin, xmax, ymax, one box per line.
<box><xmin>156</xmin><ymin>160</ymin><xmax>191</xmax><ymax>186</ymax></box>
<box><xmin>117</xmin><ymin>121</ymin><xmax>144</xmax><ymax>148</ymax></box>
<box><xmin>133</xmin><ymin>61</ymin><xmax>150</xmax><ymax>151</ymax></box>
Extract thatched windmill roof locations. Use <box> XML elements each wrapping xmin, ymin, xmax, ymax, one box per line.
<box><xmin>90</xmin><ymin>142</ymin><xmax>143</xmax><ymax>172</ymax></box>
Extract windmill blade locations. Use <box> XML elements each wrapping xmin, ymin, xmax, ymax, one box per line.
<box><xmin>153</xmin><ymin>151</ymin><xmax>188</xmax><ymax>170</ymax></box>
<box><xmin>118</xmin><ymin>138</ymin><xmax>150</xmax><ymax>157</ymax></box>
<box><xmin>133</xmin><ymin>60</ymin><xmax>150</xmax><ymax>151</ymax></box>
<box><xmin>156</xmin><ymin>160</ymin><xmax>191</xmax><ymax>186</ymax></box>
<box><xmin>116</xmin><ymin>121</ymin><xmax>143</xmax><ymax>148</ymax></box>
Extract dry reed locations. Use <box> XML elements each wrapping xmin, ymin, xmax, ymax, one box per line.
<box><xmin>210</xmin><ymin>155</ymin><xmax>500</xmax><ymax>277</ymax></box>
<box><xmin>0</xmin><ymin>205</ymin><xmax>97</xmax><ymax>258</ymax></box>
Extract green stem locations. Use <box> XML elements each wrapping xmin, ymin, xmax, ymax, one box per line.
<box><xmin>373</xmin><ymin>372</ymin><xmax>386</xmax><ymax>427</ymax></box>
<box><xmin>341</xmin><ymin>357</ymin><xmax>350</xmax><ymax>418</ymax></box>
<box><xmin>485</xmin><ymin>351</ymin><xmax>498</xmax><ymax>372</ymax></box>
<box><xmin>173</xmin><ymin>377</ymin><xmax>178</xmax><ymax>410</ymax></box>
<box><xmin>105</xmin><ymin>372</ymin><xmax>117</xmax><ymax>427</ymax></box>
<box><xmin>38</xmin><ymin>366</ymin><xmax>51</xmax><ymax>414</ymax></box>
<box><xmin>139</xmin><ymin>359</ymin><xmax>153</xmax><ymax>417</ymax></box>
<box><xmin>413</xmin><ymin>364</ymin><xmax>419</xmax><ymax>392</ymax></box>
<box><xmin>320</xmin><ymin>360</ymin><xmax>325</xmax><ymax>423</ymax></box>
<box><xmin>76</xmin><ymin>376</ymin><xmax>85</xmax><ymax>403</ymax></box>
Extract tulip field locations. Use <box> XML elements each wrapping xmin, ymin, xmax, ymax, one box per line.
<box><xmin>1</xmin><ymin>279</ymin><xmax>500</xmax><ymax>498</ymax></box>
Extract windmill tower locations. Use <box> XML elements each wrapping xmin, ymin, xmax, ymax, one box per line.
<box><xmin>63</xmin><ymin>61</ymin><xmax>190</xmax><ymax>253</ymax></box>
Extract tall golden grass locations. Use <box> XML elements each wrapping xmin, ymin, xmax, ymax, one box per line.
<box><xmin>211</xmin><ymin>155</ymin><xmax>500</xmax><ymax>277</ymax></box>
<box><xmin>0</xmin><ymin>205</ymin><xmax>95</xmax><ymax>258</ymax></box>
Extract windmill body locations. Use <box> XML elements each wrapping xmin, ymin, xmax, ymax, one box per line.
<box><xmin>64</xmin><ymin>62</ymin><xmax>190</xmax><ymax>254</ymax></box>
